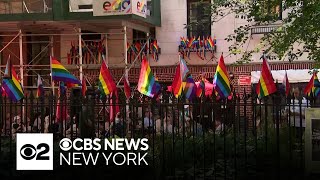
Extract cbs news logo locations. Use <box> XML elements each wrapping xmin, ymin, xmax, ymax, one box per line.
<box><xmin>16</xmin><ymin>134</ymin><xmax>53</xmax><ymax>170</ymax></box>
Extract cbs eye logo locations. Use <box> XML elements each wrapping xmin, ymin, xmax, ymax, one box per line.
<box><xmin>59</xmin><ymin>138</ymin><xmax>72</xmax><ymax>151</ymax></box>
<box><xmin>20</xmin><ymin>143</ymin><xmax>50</xmax><ymax>160</ymax></box>
<box><xmin>16</xmin><ymin>133</ymin><xmax>53</xmax><ymax>170</ymax></box>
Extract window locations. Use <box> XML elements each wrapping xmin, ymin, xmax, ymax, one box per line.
<box><xmin>253</xmin><ymin>0</ymin><xmax>283</xmax><ymax>21</ymax></box>
<box><xmin>187</xmin><ymin>0</ymin><xmax>211</xmax><ymax>38</ymax></box>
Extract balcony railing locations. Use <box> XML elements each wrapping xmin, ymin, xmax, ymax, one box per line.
<box><xmin>0</xmin><ymin>0</ymin><xmax>52</xmax><ymax>14</ymax></box>
<box><xmin>251</xmin><ymin>24</ymin><xmax>282</xmax><ymax>35</ymax></box>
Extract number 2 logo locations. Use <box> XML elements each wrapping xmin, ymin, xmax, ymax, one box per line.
<box><xmin>20</xmin><ymin>143</ymin><xmax>50</xmax><ymax>160</ymax></box>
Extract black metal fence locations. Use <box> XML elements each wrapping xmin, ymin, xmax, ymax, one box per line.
<box><xmin>1</xmin><ymin>87</ymin><xmax>320</xmax><ymax>179</ymax></box>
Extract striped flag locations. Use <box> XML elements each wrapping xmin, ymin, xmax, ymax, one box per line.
<box><xmin>2</xmin><ymin>59</ymin><xmax>24</xmax><ymax>102</ymax></box>
<box><xmin>56</xmin><ymin>82</ymin><xmax>68</xmax><ymax>122</ymax></box>
<box><xmin>137</xmin><ymin>57</ymin><xmax>158</xmax><ymax>98</ymax></box>
<box><xmin>51</xmin><ymin>56</ymin><xmax>81</xmax><ymax>85</ymax></box>
<box><xmin>98</xmin><ymin>60</ymin><xmax>117</xmax><ymax>96</ymax></box>
<box><xmin>36</xmin><ymin>74</ymin><xmax>44</xmax><ymax>98</ymax></box>
<box><xmin>314</xmin><ymin>74</ymin><xmax>320</xmax><ymax>96</ymax></box>
<box><xmin>196</xmin><ymin>73</ymin><xmax>205</xmax><ymax>97</ymax></box>
<box><xmin>180</xmin><ymin>57</ymin><xmax>189</xmax><ymax>82</ymax></box>
<box><xmin>171</xmin><ymin>64</ymin><xmax>183</xmax><ymax>98</ymax></box>
<box><xmin>123</xmin><ymin>72</ymin><xmax>131</xmax><ymax>99</ymax></box>
<box><xmin>257</xmin><ymin>58</ymin><xmax>277</xmax><ymax>97</ymax></box>
<box><xmin>213</xmin><ymin>55</ymin><xmax>231</xmax><ymax>98</ymax></box>
<box><xmin>304</xmin><ymin>72</ymin><xmax>320</xmax><ymax>96</ymax></box>
<box><xmin>256</xmin><ymin>80</ymin><xmax>261</xmax><ymax>97</ymax></box>
<box><xmin>152</xmin><ymin>76</ymin><xmax>161</xmax><ymax>98</ymax></box>
<box><xmin>110</xmin><ymin>90</ymin><xmax>120</xmax><ymax>122</ymax></box>
<box><xmin>3</xmin><ymin>55</ymin><xmax>11</xmax><ymax>79</ymax></box>
<box><xmin>82</xmin><ymin>77</ymin><xmax>87</xmax><ymax>97</ymax></box>
<box><xmin>283</xmin><ymin>71</ymin><xmax>290</xmax><ymax>96</ymax></box>
<box><xmin>183</xmin><ymin>74</ymin><xmax>196</xmax><ymax>100</ymax></box>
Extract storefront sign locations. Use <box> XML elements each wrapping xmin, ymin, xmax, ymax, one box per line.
<box><xmin>238</xmin><ymin>75</ymin><xmax>251</xmax><ymax>86</ymax></box>
<box><xmin>132</xmin><ymin>0</ymin><xmax>147</xmax><ymax>18</ymax></box>
<box><xmin>93</xmin><ymin>0</ymin><xmax>147</xmax><ymax>18</ymax></box>
<box><xmin>93</xmin><ymin>0</ymin><xmax>131</xmax><ymax>16</ymax></box>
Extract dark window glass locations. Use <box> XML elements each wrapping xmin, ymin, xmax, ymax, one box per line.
<box><xmin>187</xmin><ymin>0</ymin><xmax>211</xmax><ymax>38</ymax></box>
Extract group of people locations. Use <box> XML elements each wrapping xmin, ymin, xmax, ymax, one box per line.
<box><xmin>1</xmin><ymin>85</ymin><xmax>314</xmax><ymax>142</ymax></box>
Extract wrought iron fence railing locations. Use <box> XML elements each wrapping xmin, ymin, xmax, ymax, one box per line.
<box><xmin>0</xmin><ymin>87</ymin><xmax>319</xmax><ymax>179</ymax></box>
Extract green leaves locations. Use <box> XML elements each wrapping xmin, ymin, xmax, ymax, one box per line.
<box><xmin>185</xmin><ymin>0</ymin><xmax>320</xmax><ymax>64</ymax></box>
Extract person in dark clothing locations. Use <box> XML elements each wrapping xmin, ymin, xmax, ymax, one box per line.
<box><xmin>79</xmin><ymin>90</ymin><xmax>96</xmax><ymax>138</ymax></box>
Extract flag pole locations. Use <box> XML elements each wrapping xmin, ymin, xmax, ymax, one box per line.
<box><xmin>50</xmin><ymin>35</ymin><xmax>55</xmax><ymax>96</ymax></box>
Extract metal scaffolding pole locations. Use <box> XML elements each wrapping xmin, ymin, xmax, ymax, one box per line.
<box><xmin>116</xmin><ymin>36</ymin><xmax>150</xmax><ymax>85</ymax></box>
<box><xmin>50</xmin><ymin>36</ymin><xmax>55</xmax><ymax>95</ymax></box>
<box><xmin>0</xmin><ymin>31</ymin><xmax>20</xmax><ymax>54</ymax></box>
<box><xmin>146</xmin><ymin>32</ymin><xmax>149</xmax><ymax>60</ymax></box>
<box><xmin>124</xmin><ymin>26</ymin><xmax>128</xmax><ymax>76</ymax></box>
<box><xmin>19</xmin><ymin>30</ymin><xmax>24</xmax><ymax>86</ymax></box>
<box><xmin>78</xmin><ymin>28</ymin><xmax>83</xmax><ymax>82</ymax></box>
<box><xmin>105</xmin><ymin>34</ymin><xmax>108</xmax><ymax>65</ymax></box>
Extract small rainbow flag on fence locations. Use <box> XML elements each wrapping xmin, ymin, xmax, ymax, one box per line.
<box><xmin>2</xmin><ymin>59</ymin><xmax>24</xmax><ymax>102</ymax></box>
<box><xmin>51</xmin><ymin>56</ymin><xmax>81</xmax><ymax>85</ymax></box>
<box><xmin>257</xmin><ymin>58</ymin><xmax>277</xmax><ymax>97</ymax></box>
<box><xmin>213</xmin><ymin>55</ymin><xmax>231</xmax><ymax>98</ymax></box>
<box><xmin>98</xmin><ymin>60</ymin><xmax>117</xmax><ymax>96</ymax></box>
<box><xmin>137</xmin><ymin>57</ymin><xmax>158</xmax><ymax>98</ymax></box>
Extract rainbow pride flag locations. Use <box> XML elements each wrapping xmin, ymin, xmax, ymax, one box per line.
<box><xmin>258</xmin><ymin>58</ymin><xmax>277</xmax><ymax>97</ymax></box>
<box><xmin>180</xmin><ymin>37</ymin><xmax>187</xmax><ymax>48</ymax></box>
<box><xmin>180</xmin><ymin>57</ymin><xmax>189</xmax><ymax>81</ymax></box>
<box><xmin>2</xmin><ymin>65</ymin><xmax>24</xmax><ymax>102</ymax></box>
<box><xmin>304</xmin><ymin>73</ymin><xmax>320</xmax><ymax>96</ymax></box>
<box><xmin>171</xmin><ymin>64</ymin><xmax>183</xmax><ymax>98</ymax></box>
<box><xmin>213</xmin><ymin>55</ymin><xmax>231</xmax><ymax>98</ymax></box>
<box><xmin>51</xmin><ymin>56</ymin><xmax>81</xmax><ymax>85</ymax></box>
<box><xmin>137</xmin><ymin>57</ymin><xmax>158</xmax><ymax>98</ymax></box>
<box><xmin>207</xmin><ymin>36</ymin><xmax>214</xmax><ymax>49</ymax></box>
<box><xmin>98</xmin><ymin>60</ymin><xmax>117</xmax><ymax>96</ymax></box>
<box><xmin>153</xmin><ymin>40</ymin><xmax>159</xmax><ymax>52</ymax></box>
<box><xmin>152</xmin><ymin>76</ymin><xmax>161</xmax><ymax>97</ymax></box>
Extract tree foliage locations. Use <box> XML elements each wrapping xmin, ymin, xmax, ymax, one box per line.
<box><xmin>187</xmin><ymin>0</ymin><xmax>320</xmax><ymax>64</ymax></box>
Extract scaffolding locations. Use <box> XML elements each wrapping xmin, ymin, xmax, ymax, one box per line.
<box><xmin>0</xmin><ymin>25</ymin><xmax>151</xmax><ymax>95</ymax></box>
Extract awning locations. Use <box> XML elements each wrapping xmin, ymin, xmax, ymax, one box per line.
<box><xmin>251</xmin><ymin>69</ymin><xmax>318</xmax><ymax>84</ymax></box>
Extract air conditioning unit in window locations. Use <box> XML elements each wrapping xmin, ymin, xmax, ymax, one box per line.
<box><xmin>69</xmin><ymin>0</ymin><xmax>93</xmax><ymax>12</ymax></box>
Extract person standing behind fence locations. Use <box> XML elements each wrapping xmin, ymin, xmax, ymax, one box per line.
<box><xmin>286</xmin><ymin>87</ymin><xmax>309</xmax><ymax>138</ymax></box>
<box><xmin>144</xmin><ymin>111</ymin><xmax>154</xmax><ymax>132</ymax></box>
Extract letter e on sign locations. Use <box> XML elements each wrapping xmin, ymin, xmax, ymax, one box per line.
<box><xmin>137</xmin><ymin>1</ymin><xmax>141</xmax><ymax>10</ymax></box>
<box><xmin>103</xmin><ymin>1</ymin><xmax>111</xmax><ymax>11</ymax></box>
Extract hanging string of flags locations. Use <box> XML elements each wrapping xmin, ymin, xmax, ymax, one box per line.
<box><xmin>67</xmin><ymin>38</ymin><xmax>106</xmax><ymax>65</ymax></box>
<box><xmin>127</xmin><ymin>39</ymin><xmax>160</xmax><ymax>63</ymax></box>
<box><xmin>179</xmin><ymin>36</ymin><xmax>216</xmax><ymax>61</ymax></box>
